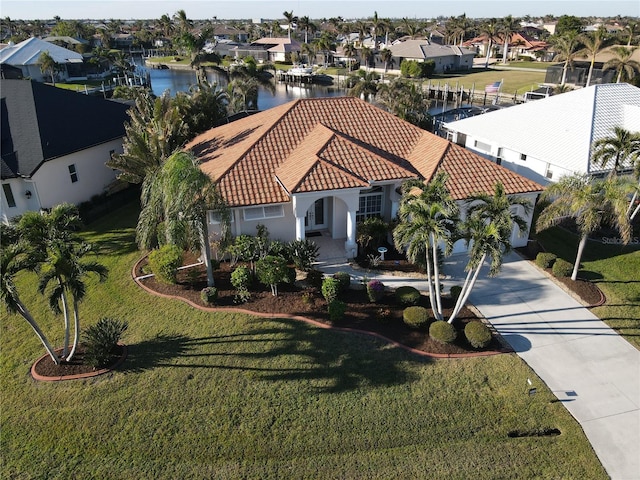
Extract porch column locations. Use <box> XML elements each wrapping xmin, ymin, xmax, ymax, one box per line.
<box><xmin>295</xmin><ymin>215</ymin><xmax>306</xmax><ymax>241</ymax></box>
<box><xmin>345</xmin><ymin>209</ymin><xmax>357</xmax><ymax>258</ymax></box>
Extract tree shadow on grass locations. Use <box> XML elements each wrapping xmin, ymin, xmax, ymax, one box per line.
<box><xmin>120</xmin><ymin>319</ymin><xmax>426</xmax><ymax>393</ymax></box>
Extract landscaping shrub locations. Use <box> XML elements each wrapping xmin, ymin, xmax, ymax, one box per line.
<box><xmin>327</xmin><ymin>300</ymin><xmax>347</xmax><ymax>322</ymax></box>
<box><xmin>552</xmin><ymin>258</ymin><xmax>573</xmax><ymax>278</ymax></box>
<box><xmin>288</xmin><ymin>239</ymin><xmax>319</xmax><ymax>271</ymax></box>
<box><xmin>268</xmin><ymin>239</ymin><xmax>289</xmax><ymax>260</ymax></box>
<box><xmin>200</xmin><ymin>287</ymin><xmax>218</xmax><ymax>306</ymax></box>
<box><xmin>400</xmin><ymin>59</ymin><xmax>435</xmax><ymax>78</ymax></box>
<box><xmin>395</xmin><ymin>286</ymin><xmax>421</xmax><ymax>305</ymax></box>
<box><xmin>429</xmin><ymin>320</ymin><xmax>457</xmax><ymax>344</ymax></box>
<box><xmin>376</xmin><ymin>308</ymin><xmax>391</xmax><ymax>323</ymax></box>
<box><xmin>231</xmin><ymin>265</ymin><xmax>252</xmax><ymax>302</ymax></box>
<box><xmin>333</xmin><ymin>272</ymin><xmax>351</xmax><ymax>292</ymax></box>
<box><xmin>285</xmin><ymin>266</ymin><xmax>297</xmax><ymax>285</ymax></box>
<box><xmin>356</xmin><ymin>217</ymin><xmax>389</xmax><ymax>253</ymax></box>
<box><xmin>305</xmin><ymin>269</ymin><xmax>324</xmax><ymax>290</ymax></box>
<box><xmin>366</xmin><ymin>280</ymin><xmax>385</xmax><ymax>303</ymax></box>
<box><xmin>464</xmin><ymin>321</ymin><xmax>492</xmax><ymax>349</ymax></box>
<box><xmin>321</xmin><ymin>277</ymin><xmax>341</xmax><ymax>304</ymax></box>
<box><xmin>83</xmin><ymin>317</ymin><xmax>128</xmax><ymax>368</ymax></box>
<box><xmin>450</xmin><ymin>285</ymin><xmax>463</xmax><ymax>303</ymax></box>
<box><xmin>148</xmin><ymin>245</ymin><xmax>183</xmax><ymax>284</ymax></box>
<box><xmin>535</xmin><ymin>252</ymin><xmax>558</xmax><ymax>269</ymax></box>
<box><xmin>256</xmin><ymin>255</ymin><xmax>289</xmax><ymax>296</ymax></box>
<box><xmin>403</xmin><ymin>306</ymin><xmax>430</xmax><ymax>329</ymax></box>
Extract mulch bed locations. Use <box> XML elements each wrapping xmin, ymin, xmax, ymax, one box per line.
<box><xmin>136</xmin><ymin>257</ymin><xmax>507</xmax><ymax>357</ymax></box>
<box><xmin>32</xmin><ymin>345</ymin><xmax>125</xmax><ymax>378</ymax></box>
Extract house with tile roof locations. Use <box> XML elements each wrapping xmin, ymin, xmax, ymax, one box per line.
<box><xmin>232</xmin><ymin>37</ymin><xmax>302</xmax><ymax>63</ymax></box>
<box><xmin>186</xmin><ymin>97</ymin><xmax>542</xmax><ymax>258</ymax></box>
<box><xmin>0</xmin><ymin>37</ymin><xmax>85</xmax><ymax>82</ymax></box>
<box><xmin>1</xmin><ymin>79</ymin><xmax>129</xmax><ymax>222</ymax></box>
<box><xmin>387</xmin><ymin>39</ymin><xmax>475</xmax><ymax>73</ymax></box>
<box><xmin>443</xmin><ymin>83</ymin><xmax>640</xmax><ymax>186</ymax></box>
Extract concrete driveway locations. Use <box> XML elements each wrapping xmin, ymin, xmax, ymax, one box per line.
<box><xmin>444</xmin><ymin>252</ymin><xmax>640</xmax><ymax>480</ymax></box>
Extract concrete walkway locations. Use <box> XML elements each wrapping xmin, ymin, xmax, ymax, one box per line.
<box><xmin>318</xmin><ymin>253</ymin><xmax>640</xmax><ymax>479</ymax></box>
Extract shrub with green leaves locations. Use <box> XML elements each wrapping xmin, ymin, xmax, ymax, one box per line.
<box><xmin>403</xmin><ymin>306</ymin><xmax>430</xmax><ymax>329</ymax></box>
<box><xmin>268</xmin><ymin>239</ymin><xmax>289</xmax><ymax>259</ymax></box>
<box><xmin>366</xmin><ymin>280</ymin><xmax>385</xmax><ymax>303</ymax></box>
<box><xmin>200</xmin><ymin>287</ymin><xmax>218</xmax><ymax>306</ymax></box>
<box><xmin>148</xmin><ymin>244</ymin><xmax>183</xmax><ymax>284</ymax></box>
<box><xmin>356</xmin><ymin>217</ymin><xmax>389</xmax><ymax>253</ymax></box>
<box><xmin>231</xmin><ymin>265</ymin><xmax>252</xmax><ymax>302</ymax></box>
<box><xmin>333</xmin><ymin>272</ymin><xmax>351</xmax><ymax>292</ymax></box>
<box><xmin>256</xmin><ymin>255</ymin><xmax>289</xmax><ymax>296</ymax></box>
<box><xmin>83</xmin><ymin>317</ymin><xmax>128</xmax><ymax>368</ymax></box>
<box><xmin>535</xmin><ymin>252</ymin><xmax>558</xmax><ymax>269</ymax></box>
<box><xmin>327</xmin><ymin>300</ymin><xmax>347</xmax><ymax>322</ymax></box>
<box><xmin>288</xmin><ymin>239</ymin><xmax>319</xmax><ymax>271</ymax></box>
<box><xmin>464</xmin><ymin>321</ymin><xmax>492</xmax><ymax>349</ymax></box>
<box><xmin>322</xmin><ymin>277</ymin><xmax>341</xmax><ymax>304</ymax></box>
<box><xmin>552</xmin><ymin>258</ymin><xmax>573</xmax><ymax>278</ymax></box>
<box><xmin>305</xmin><ymin>269</ymin><xmax>324</xmax><ymax>290</ymax></box>
<box><xmin>395</xmin><ymin>286</ymin><xmax>421</xmax><ymax>306</ymax></box>
<box><xmin>450</xmin><ymin>285</ymin><xmax>463</xmax><ymax>303</ymax></box>
<box><xmin>285</xmin><ymin>266</ymin><xmax>297</xmax><ymax>285</ymax></box>
<box><xmin>429</xmin><ymin>320</ymin><xmax>457</xmax><ymax>344</ymax></box>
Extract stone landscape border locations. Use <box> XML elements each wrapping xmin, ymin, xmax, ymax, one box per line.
<box><xmin>31</xmin><ymin>345</ymin><xmax>128</xmax><ymax>382</ymax></box>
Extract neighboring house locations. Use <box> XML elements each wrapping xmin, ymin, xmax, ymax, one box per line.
<box><xmin>213</xmin><ymin>25</ymin><xmax>248</xmax><ymax>43</ymax></box>
<box><xmin>186</xmin><ymin>97</ymin><xmax>542</xmax><ymax>258</ymax></box>
<box><xmin>387</xmin><ymin>39</ymin><xmax>475</xmax><ymax>73</ymax></box>
<box><xmin>463</xmin><ymin>32</ymin><xmax>551</xmax><ymax>61</ymax></box>
<box><xmin>1</xmin><ymin>79</ymin><xmax>130</xmax><ymax>222</ymax></box>
<box><xmin>233</xmin><ymin>37</ymin><xmax>302</xmax><ymax>62</ymax></box>
<box><xmin>443</xmin><ymin>83</ymin><xmax>640</xmax><ymax>185</ymax></box>
<box><xmin>0</xmin><ymin>37</ymin><xmax>85</xmax><ymax>82</ymax></box>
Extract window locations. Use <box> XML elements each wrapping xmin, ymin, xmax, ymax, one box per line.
<box><xmin>68</xmin><ymin>164</ymin><xmax>78</xmax><ymax>183</ymax></box>
<box><xmin>2</xmin><ymin>184</ymin><xmax>16</xmax><ymax>207</ymax></box>
<box><xmin>473</xmin><ymin>140</ymin><xmax>491</xmax><ymax>152</ymax></box>
<box><xmin>208</xmin><ymin>210</ymin><xmax>234</xmax><ymax>224</ymax></box>
<box><xmin>520</xmin><ymin>153</ymin><xmax>527</xmax><ymax>161</ymax></box>
<box><xmin>243</xmin><ymin>204</ymin><xmax>284</xmax><ymax>221</ymax></box>
<box><xmin>357</xmin><ymin>187</ymin><xmax>383</xmax><ymax>222</ymax></box>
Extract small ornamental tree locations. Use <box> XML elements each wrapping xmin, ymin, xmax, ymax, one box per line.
<box><xmin>231</xmin><ymin>265</ymin><xmax>252</xmax><ymax>302</ymax></box>
<box><xmin>256</xmin><ymin>255</ymin><xmax>289</xmax><ymax>296</ymax></box>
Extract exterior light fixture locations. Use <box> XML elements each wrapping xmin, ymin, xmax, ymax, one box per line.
<box><xmin>25</xmin><ymin>190</ymin><xmax>32</xmax><ymax>199</ymax></box>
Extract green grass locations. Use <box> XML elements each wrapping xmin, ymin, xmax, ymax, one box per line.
<box><xmin>502</xmin><ymin>61</ymin><xmax>555</xmax><ymax>70</ymax></box>
<box><xmin>431</xmin><ymin>68</ymin><xmax>546</xmax><ymax>95</ymax></box>
<box><xmin>536</xmin><ymin>227</ymin><xmax>640</xmax><ymax>349</ymax></box>
<box><xmin>0</xmin><ymin>203</ymin><xmax>607</xmax><ymax>479</ymax></box>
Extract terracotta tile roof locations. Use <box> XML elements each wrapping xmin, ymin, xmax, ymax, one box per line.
<box><xmin>185</xmin><ymin>96</ymin><xmax>543</xmax><ymax>207</ymax></box>
<box><xmin>439</xmin><ymin>143</ymin><xmax>543</xmax><ymax>200</ymax></box>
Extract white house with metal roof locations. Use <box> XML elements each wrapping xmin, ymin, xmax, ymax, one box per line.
<box><xmin>0</xmin><ymin>37</ymin><xmax>84</xmax><ymax>82</ymax></box>
<box><xmin>443</xmin><ymin>83</ymin><xmax>640</xmax><ymax>185</ymax></box>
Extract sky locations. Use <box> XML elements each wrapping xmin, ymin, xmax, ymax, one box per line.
<box><xmin>1</xmin><ymin>0</ymin><xmax>639</xmax><ymax>21</ymax></box>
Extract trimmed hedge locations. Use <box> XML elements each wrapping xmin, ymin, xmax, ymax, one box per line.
<box><xmin>450</xmin><ymin>285</ymin><xmax>463</xmax><ymax>303</ymax></box>
<box><xmin>395</xmin><ymin>286</ymin><xmax>421</xmax><ymax>306</ymax></box>
<box><xmin>535</xmin><ymin>252</ymin><xmax>557</xmax><ymax>269</ymax></box>
<box><xmin>200</xmin><ymin>287</ymin><xmax>218</xmax><ymax>306</ymax></box>
<box><xmin>333</xmin><ymin>272</ymin><xmax>351</xmax><ymax>292</ymax></box>
<box><xmin>552</xmin><ymin>258</ymin><xmax>573</xmax><ymax>278</ymax></box>
<box><xmin>328</xmin><ymin>300</ymin><xmax>347</xmax><ymax>322</ymax></box>
<box><xmin>403</xmin><ymin>306</ymin><xmax>430</xmax><ymax>329</ymax></box>
<box><xmin>322</xmin><ymin>277</ymin><xmax>341</xmax><ymax>304</ymax></box>
<box><xmin>429</xmin><ymin>320</ymin><xmax>457</xmax><ymax>344</ymax></box>
<box><xmin>464</xmin><ymin>321</ymin><xmax>492</xmax><ymax>349</ymax></box>
<box><xmin>305</xmin><ymin>269</ymin><xmax>324</xmax><ymax>290</ymax></box>
<box><xmin>148</xmin><ymin>245</ymin><xmax>183</xmax><ymax>284</ymax></box>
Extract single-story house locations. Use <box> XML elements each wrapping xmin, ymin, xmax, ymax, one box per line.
<box><xmin>463</xmin><ymin>32</ymin><xmax>551</xmax><ymax>62</ymax></box>
<box><xmin>387</xmin><ymin>39</ymin><xmax>475</xmax><ymax>73</ymax></box>
<box><xmin>0</xmin><ymin>37</ymin><xmax>85</xmax><ymax>82</ymax></box>
<box><xmin>443</xmin><ymin>83</ymin><xmax>640</xmax><ymax>185</ymax></box>
<box><xmin>1</xmin><ymin>79</ymin><xmax>130</xmax><ymax>222</ymax></box>
<box><xmin>233</xmin><ymin>37</ymin><xmax>302</xmax><ymax>63</ymax></box>
<box><xmin>186</xmin><ymin>97</ymin><xmax>542</xmax><ymax>258</ymax></box>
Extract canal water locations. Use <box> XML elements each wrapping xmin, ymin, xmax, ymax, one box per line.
<box><xmin>136</xmin><ymin>59</ymin><xmax>346</xmax><ymax>110</ymax></box>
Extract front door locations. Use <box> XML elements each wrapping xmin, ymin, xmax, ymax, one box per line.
<box><xmin>305</xmin><ymin>198</ymin><xmax>327</xmax><ymax>231</ymax></box>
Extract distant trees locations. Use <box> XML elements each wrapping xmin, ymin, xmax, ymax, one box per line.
<box><xmin>555</xmin><ymin>15</ymin><xmax>585</xmax><ymax>36</ymax></box>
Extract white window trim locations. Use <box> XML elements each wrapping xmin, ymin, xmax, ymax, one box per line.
<box><xmin>208</xmin><ymin>210</ymin><xmax>234</xmax><ymax>225</ymax></box>
<box><xmin>357</xmin><ymin>190</ymin><xmax>384</xmax><ymax>222</ymax></box>
<box><xmin>243</xmin><ymin>204</ymin><xmax>285</xmax><ymax>221</ymax></box>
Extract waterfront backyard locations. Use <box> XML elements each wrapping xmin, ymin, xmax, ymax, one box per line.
<box><xmin>0</xmin><ymin>203</ymin><xmax>608</xmax><ymax>479</ymax></box>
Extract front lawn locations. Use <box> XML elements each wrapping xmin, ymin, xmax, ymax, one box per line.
<box><xmin>431</xmin><ymin>68</ymin><xmax>546</xmax><ymax>95</ymax></box>
<box><xmin>0</xmin><ymin>203</ymin><xmax>606</xmax><ymax>479</ymax></box>
<box><xmin>536</xmin><ymin>227</ymin><xmax>640</xmax><ymax>349</ymax></box>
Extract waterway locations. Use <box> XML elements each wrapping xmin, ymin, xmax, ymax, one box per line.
<box><xmin>136</xmin><ymin>59</ymin><xmax>346</xmax><ymax>110</ymax></box>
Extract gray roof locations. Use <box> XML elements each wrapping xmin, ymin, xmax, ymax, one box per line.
<box><xmin>0</xmin><ymin>37</ymin><xmax>83</xmax><ymax>66</ymax></box>
<box><xmin>444</xmin><ymin>83</ymin><xmax>640</xmax><ymax>174</ymax></box>
<box><xmin>1</xmin><ymin>79</ymin><xmax>129</xmax><ymax>179</ymax></box>
<box><xmin>389</xmin><ymin>39</ymin><xmax>475</xmax><ymax>60</ymax></box>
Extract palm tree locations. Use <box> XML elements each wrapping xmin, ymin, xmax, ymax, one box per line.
<box><xmin>370</xmin><ymin>11</ymin><xmax>383</xmax><ymax>50</ymax></box>
<box><xmin>551</xmin><ymin>32</ymin><xmax>581</xmax><ymax>85</ymax></box>
<box><xmin>301</xmin><ymin>42</ymin><xmax>316</xmax><ymax>65</ymax></box>
<box><xmin>379</xmin><ymin>48</ymin><xmax>393</xmax><ymax>74</ymax></box>
<box><xmin>227</xmin><ymin>76</ymin><xmax>259</xmax><ymax>113</ymax></box>
<box><xmin>592</xmin><ymin>126</ymin><xmax>640</xmax><ymax>174</ymax></box>
<box><xmin>360</xmin><ymin>45</ymin><xmax>373</xmax><ymax>70</ymax></box>
<box><xmin>283</xmin><ymin>11</ymin><xmax>297</xmax><ymax>40</ymax></box>
<box><xmin>537</xmin><ymin>174</ymin><xmax>635</xmax><ymax>281</ymax></box>
<box><xmin>449</xmin><ymin>182</ymin><xmax>531</xmax><ymax>323</ymax></box>
<box><xmin>173</xmin><ymin>9</ymin><xmax>191</xmax><ymax>34</ymax></box>
<box><xmin>479</xmin><ymin>18</ymin><xmax>500</xmax><ymax>68</ymax></box>
<box><xmin>625</xmin><ymin>21</ymin><xmax>638</xmax><ymax>47</ymax></box>
<box><xmin>393</xmin><ymin>173</ymin><xmax>459</xmax><ymax>321</ymax></box>
<box><xmin>377</xmin><ymin>78</ymin><xmax>431</xmax><ymax>129</ymax></box>
<box><xmin>347</xmin><ymin>69</ymin><xmax>379</xmax><ymax>102</ymax></box>
<box><xmin>38</xmin><ymin>51</ymin><xmax>60</xmax><ymax>85</ymax></box>
<box><xmin>343</xmin><ymin>42</ymin><xmax>356</xmax><ymax>71</ymax></box>
<box><xmin>498</xmin><ymin>15</ymin><xmax>519</xmax><ymax>64</ymax></box>
<box><xmin>157</xmin><ymin>14</ymin><xmax>174</xmax><ymax>38</ymax></box>
<box><xmin>1</xmin><ymin>223</ymin><xmax>60</xmax><ymax>365</ymax></box>
<box><xmin>579</xmin><ymin>28</ymin><xmax>607</xmax><ymax>87</ymax></box>
<box><xmin>298</xmin><ymin>15</ymin><xmax>311</xmax><ymax>43</ymax></box>
<box><xmin>604</xmin><ymin>46</ymin><xmax>640</xmax><ymax>83</ymax></box>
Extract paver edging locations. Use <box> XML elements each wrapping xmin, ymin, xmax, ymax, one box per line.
<box><xmin>132</xmin><ymin>256</ymin><xmax>510</xmax><ymax>360</ymax></box>
<box><xmin>31</xmin><ymin>344</ymin><xmax>128</xmax><ymax>382</ymax></box>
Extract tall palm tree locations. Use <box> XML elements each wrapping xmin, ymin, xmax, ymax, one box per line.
<box><xmin>579</xmin><ymin>28</ymin><xmax>607</xmax><ymax>87</ymax></box>
<box><xmin>301</xmin><ymin>42</ymin><xmax>317</xmax><ymax>65</ymax></box>
<box><xmin>370</xmin><ymin>11</ymin><xmax>383</xmax><ymax>50</ymax></box>
<box><xmin>173</xmin><ymin>9</ymin><xmax>191</xmax><ymax>34</ymax></box>
<box><xmin>393</xmin><ymin>173</ymin><xmax>459</xmax><ymax>321</ymax></box>
<box><xmin>38</xmin><ymin>51</ymin><xmax>59</xmax><ymax>84</ymax></box>
<box><xmin>604</xmin><ymin>46</ymin><xmax>640</xmax><ymax>83</ymax></box>
<box><xmin>377</xmin><ymin>78</ymin><xmax>431</xmax><ymax>129</ymax></box>
<box><xmin>479</xmin><ymin>18</ymin><xmax>500</xmax><ymax>68</ymax></box>
<box><xmin>537</xmin><ymin>174</ymin><xmax>635</xmax><ymax>280</ymax></box>
<box><xmin>283</xmin><ymin>11</ymin><xmax>297</xmax><ymax>40</ymax></box>
<box><xmin>592</xmin><ymin>126</ymin><xmax>640</xmax><ymax>174</ymax></box>
<box><xmin>625</xmin><ymin>21</ymin><xmax>638</xmax><ymax>47</ymax></box>
<box><xmin>360</xmin><ymin>45</ymin><xmax>373</xmax><ymax>70</ymax></box>
<box><xmin>449</xmin><ymin>182</ymin><xmax>531</xmax><ymax>323</ymax></box>
<box><xmin>298</xmin><ymin>15</ymin><xmax>311</xmax><ymax>43</ymax></box>
<box><xmin>347</xmin><ymin>69</ymin><xmax>379</xmax><ymax>102</ymax></box>
<box><xmin>498</xmin><ymin>15</ymin><xmax>519</xmax><ymax>64</ymax></box>
<box><xmin>551</xmin><ymin>32</ymin><xmax>581</xmax><ymax>85</ymax></box>
<box><xmin>1</xmin><ymin>224</ymin><xmax>60</xmax><ymax>365</ymax></box>
<box><xmin>343</xmin><ymin>42</ymin><xmax>356</xmax><ymax>71</ymax></box>
<box><xmin>157</xmin><ymin>14</ymin><xmax>174</xmax><ymax>38</ymax></box>
<box><xmin>379</xmin><ymin>48</ymin><xmax>393</xmax><ymax>74</ymax></box>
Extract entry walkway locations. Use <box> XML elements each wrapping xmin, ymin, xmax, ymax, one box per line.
<box><xmin>318</xmin><ymin>252</ymin><xmax>640</xmax><ymax>479</ymax></box>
